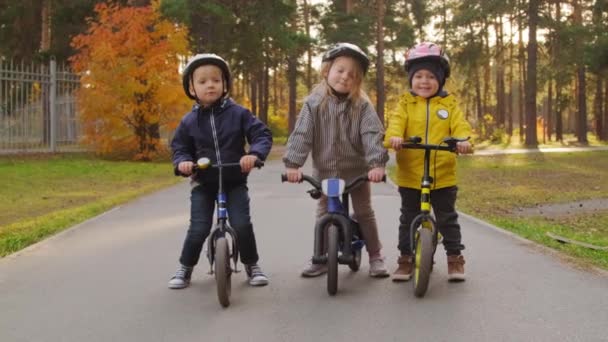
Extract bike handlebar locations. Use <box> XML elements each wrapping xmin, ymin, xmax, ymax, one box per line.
<box><xmin>401</xmin><ymin>136</ymin><xmax>470</xmax><ymax>153</ymax></box>
<box><xmin>194</xmin><ymin>160</ymin><xmax>264</xmax><ymax>170</ymax></box>
<box><xmin>280</xmin><ymin>173</ymin><xmax>386</xmax><ymax>192</ymax></box>
<box><xmin>175</xmin><ymin>158</ymin><xmax>264</xmax><ymax>176</ymax></box>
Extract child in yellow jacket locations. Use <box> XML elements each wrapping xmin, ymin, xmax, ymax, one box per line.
<box><xmin>384</xmin><ymin>42</ymin><xmax>473</xmax><ymax>282</ymax></box>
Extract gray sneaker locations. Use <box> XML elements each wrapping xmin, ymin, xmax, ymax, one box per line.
<box><xmin>301</xmin><ymin>260</ymin><xmax>327</xmax><ymax>277</ymax></box>
<box><xmin>245</xmin><ymin>264</ymin><xmax>269</xmax><ymax>286</ymax></box>
<box><xmin>168</xmin><ymin>264</ymin><xmax>193</xmax><ymax>289</ymax></box>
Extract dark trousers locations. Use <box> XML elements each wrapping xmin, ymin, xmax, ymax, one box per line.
<box><xmin>179</xmin><ymin>182</ymin><xmax>259</xmax><ymax>267</ymax></box>
<box><xmin>398</xmin><ymin>186</ymin><xmax>464</xmax><ymax>256</ymax></box>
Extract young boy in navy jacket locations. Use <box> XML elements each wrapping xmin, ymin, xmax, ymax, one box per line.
<box><xmin>169</xmin><ymin>54</ymin><xmax>272</xmax><ymax>289</ymax></box>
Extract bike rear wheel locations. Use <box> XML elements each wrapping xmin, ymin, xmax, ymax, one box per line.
<box><xmin>327</xmin><ymin>225</ymin><xmax>339</xmax><ymax>296</ymax></box>
<box><xmin>413</xmin><ymin>226</ymin><xmax>434</xmax><ymax>298</ymax></box>
<box><xmin>215</xmin><ymin>237</ymin><xmax>232</xmax><ymax>307</ymax></box>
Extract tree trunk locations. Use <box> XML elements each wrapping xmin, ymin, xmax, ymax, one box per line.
<box><xmin>554</xmin><ymin>1</ymin><xmax>563</xmax><ymax>142</ymax></box>
<box><xmin>556</xmin><ymin>85</ymin><xmax>564</xmax><ymax>142</ymax></box>
<box><xmin>475</xmin><ymin>69</ymin><xmax>483</xmax><ymax>135</ymax></box>
<box><xmin>525</xmin><ymin>0</ymin><xmax>538</xmax><ymax>147</ymax></box>
<box><xmin>41</xmin><ymin>0</ymin><xmax>52</xmax><ymax>145</ymax></box>
<box><xmin>573</xmin><ymin>0</ymin><xmax>587</xmax><ymax>144</ymax></box>
<box><xmin>287</xmin><ymin>53</ymin><xmax>298</xmax><ymax>134</ymax></box>
<box><xmin>547</xmin><ymin>78</ymin><xmax>553</xmax><ymax>141</ymax></box>
<box><xmin>594</xmin><ymin>75</ymin><xmax>603</xmax><ymax>140</ymax></box>
<box><xmin>375</xmin><ymin>0</ymin><xmax>385</xmax><ymax>123</ymax></box>
<box><xmin>507</xmin><ymin>13</ymin><xmax>514</xmax><ymax>137</ymax></box>
<box><xmin>576</xmin><ymin>66</ymin><xmax>588</xmax><ymax>143</ymax></box>
<box><xmin>604</xmin><ymin>79</ymin><xmax>608</xmax><ymax>140</ymax></box>
<box><xmin>250</xmin><ymin>73</ymin><xmax>258</xmax><ymax>116</ymax></box>
<box><xmin>345</xmin><ymin>0</ymin><xmax>353</xmax><ymax>14</ymax></box>
<box><xmin>546</xmin><ymin>4</ymin><xmax>555</xmax><ymax>142</ymax></box>
<box><xmin>442</xmin><ymin>0</ymin><xmax>448</xmax><ymax>47</ymax></box>
<box><xmin>258</xmin><ymin>67</ymin><xmax>268</xmax><ymax>124</ymax></box>
<box><xmin>483</xmin><ymin>22</ymin><xmax>491</xmax><ymax>133</ymax></box>
<box><xmin>272</xmin><ymin>65</ymin><xmax>278</xmax><ymax>116</ymax></box>
<box><xmin>265</xmin><ymin>64</ymin><xmax>270</xmax><ymax>121</ymax></box>
<box><xmin>40</xmin><ymin>0</ymin><xmax>51</xmax><ymax>53</ymax></box>
<box><xmin>495</xmin><ymin>16</ymin><xmax>505</xmax><ymax>129</ymax></box>
<box><xmin>303</xmin><ymin>0</ymin><xmax>313</xmax><ymax>92</ymax></box>
<box><xmin>518</xmin><ymin>3</ymin><xmax>526</xmax><ymax>143</ymax></box>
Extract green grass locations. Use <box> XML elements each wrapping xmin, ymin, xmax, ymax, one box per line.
<box><xmin>473</xmin><ymin>132</ymin><xmax>608</xmax><ymax>150</ymax></box>
<box><xmin>0</xmin><ymin>154</ymin><xmax>181</xmax><ymax>256</ymax></box>
<box><xmin>455</xmin><ymin>151</ymin><xmax>608</xmax><ymax>270</ymax></box>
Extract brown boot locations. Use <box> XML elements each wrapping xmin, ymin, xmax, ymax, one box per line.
<box><xmin>447</xmin><ymin>254</ymin><xmax>466</xmax><ymax>282</ymax></box>
<box><xmin>392</xmin><ymin>255</ymin><xmax>413</xmax><ymax>282</ymax></box>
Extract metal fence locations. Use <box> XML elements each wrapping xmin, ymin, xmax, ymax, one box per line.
<box><xmin>0</xmin><ymin>58</ymin><xmax>81</xmax><ymax>153</ymax></box>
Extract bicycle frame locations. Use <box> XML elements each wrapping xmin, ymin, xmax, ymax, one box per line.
<box><xmin>311</xmin><ymin>176</ymin><xmax>365</xmax><ymax>265</ymax></box>
<box><xmin>205</xmin><ymin>161</ymin><xmax>240</xmax><ymax>273</ymax></box>
<box><xmin>402</xmin><ymin>137</ymin><xmax>461</xmax><ymax>246</ymax></box>
<box><xmin>191</xmin><ymin>158</ymin><xmax>262</xmax><ymax>273</ymax></box>
<box><xmin>282</xmin><ymin>172</ymin><xmax>385</xmax><ymax>295</ymax></box>
<box><xmin>282</xmin><ymin>174</ymin><xmax>379</xmax><ymax>264</ymax></box>
<box><xmin>401</xmin><ymin>136</ymin><xmax>467</xmax><ymax>297</ymax></box>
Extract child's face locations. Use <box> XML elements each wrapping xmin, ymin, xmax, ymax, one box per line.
<box><xmin>189</xmin><ymin>65</ymin><xmax>224</xmax><ymax>106</ymax></box>
<box><xmin>326</xmin><ymin>56</ymin><xmax>360</xmax><ymax>94</ymax></box>
<box><xmin>411</xmin><ymin>69</ymin><xmax>439</xmax><ymax>99</ymax></box>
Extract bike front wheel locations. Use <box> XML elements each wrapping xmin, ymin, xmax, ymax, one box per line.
<box><xmin>413</xmin><ymin>225</ymin><xmax>435</xmax><ymax>298</ymax></box>
<box><xmin>327</xmin><ymin>225</ymin><xmax>339</xmax><ymax>296</ymax></box>
<box><xmin>215</xmin><ymin>237</ymin><xmax>232</xmax><ymax>307</ymax></box>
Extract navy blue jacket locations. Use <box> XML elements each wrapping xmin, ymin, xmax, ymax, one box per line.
<box><xmin>171</xmin><ymin>98</ymin><xmax>273</xmax><ymax>184</ymax></box>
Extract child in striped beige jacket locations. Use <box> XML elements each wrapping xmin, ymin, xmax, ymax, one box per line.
<box><xmin>282</xmin><ymin>43</ymin><xmax>390</xmax><ymax>278</ymax></box>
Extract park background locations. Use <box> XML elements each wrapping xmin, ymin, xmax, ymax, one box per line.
<box><xmin>0</xmin><ymin>0</ymin><xmax>607</xmax><ymax>271</ymax></box>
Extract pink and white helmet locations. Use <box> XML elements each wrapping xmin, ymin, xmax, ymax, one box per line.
<box><xmin>404</xmin><ymin>42</ymin><xmax>451</xmax><ymax>78</ymax></box>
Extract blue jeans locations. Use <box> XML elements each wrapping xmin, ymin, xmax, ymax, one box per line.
<box><xmin>179</xmin><ymin>182</ymin><xmax>259</xmax><ymax>267</ymax></box>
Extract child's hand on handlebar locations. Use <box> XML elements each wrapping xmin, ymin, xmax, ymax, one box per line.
<box><xmin>456</xmin><ymin>141</ymin><xmax>473</xmax><ymax>154</ymax></box>
<box><xmin>285</xmin><ymin>167</ymin><xmax>303</xmax><ymax>183</ymax></box>
<box><xmin>368</xmin><ymin>167</ymin><xmax>385</xmax><ymax>183</ymax></box>
<box><xmin>178</xmin><ymin>161</ymin><xmax>195</xmax><ymax>176</ymax></box>
<box><xmin>240</xmin><ymin>155</ymin><xmax>258</xmax><ymax>173</ymax></box>
<box><xmin>389</xmin><ymin>137</ymin><xmax>404</xmax><ymax>150</ymax></box>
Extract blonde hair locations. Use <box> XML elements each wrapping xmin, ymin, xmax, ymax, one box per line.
<box><xmin>312</xmin><ymin>57</ymin><xmax>370</xmax><ymax>114</ymax></box>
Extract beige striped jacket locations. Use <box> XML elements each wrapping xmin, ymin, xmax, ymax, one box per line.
<box><xmin>283</xmin><ymin>92</ymin><xmax>389</xmax><ymax>181</ymax></box>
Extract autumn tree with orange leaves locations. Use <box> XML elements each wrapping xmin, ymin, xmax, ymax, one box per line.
<box><xmin>70</xmin><ymin>1</ymin><xmax>190</xmax><ymax>160</ymax></box>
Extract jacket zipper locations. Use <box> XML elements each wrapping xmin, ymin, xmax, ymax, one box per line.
<box><xmin>425</xmin><ymin>98</ymin><xmax>430</xmax><ymax>144</ymax></box>
<box><xmin>210</xmin><ymin>108</ymin><xmax>222</xmax><ymax>164</ymax></box>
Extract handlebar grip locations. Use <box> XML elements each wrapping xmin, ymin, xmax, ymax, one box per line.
<box><xmin>381</xmin><ymin>174</ymin><xmax>387</xmax><ymax>182</ymax></box>
<box><xmin>280</xmin><ymin>173</ymin><xmax>288</xmax><ymax>182</ymax></box>
<box><xmin>254</xmin><ymin>160</ymin><xmax>264</xmax><ymax>169</ymax></box>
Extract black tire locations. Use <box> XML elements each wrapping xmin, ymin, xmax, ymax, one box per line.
<box><xmin>348</xmin><ymin>247</ymin><xmax>362</xmax><ymax>272</ymax></box>
<box><xmin>215</xmin><ymin>237</ymin><xmax>231</xmax><ymax>307</ymax></box>
<box><xmin>413</xmin><ymin>227</ymin><xmax>434</xmax><ymax>298</ymax></box>
<box><xmin>327</xmin><ymin>225</ymin><xmax>339</xmax><ymax>296</ymax></box>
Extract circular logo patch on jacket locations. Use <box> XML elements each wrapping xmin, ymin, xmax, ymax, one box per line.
<box><xmin>437</xmin><ymin>109</ymin><xmax>449</xmax><ymax>120</ymax></box>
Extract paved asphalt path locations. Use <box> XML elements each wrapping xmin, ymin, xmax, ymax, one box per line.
<box><xmin>1</xmin><ymin>158</ymin><xmax>607</xmax><ymax>342</ymax></box>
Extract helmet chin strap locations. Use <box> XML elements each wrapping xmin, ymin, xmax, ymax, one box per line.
<box><xmin>329</xmin><ymin>85</ymin><xmax>349</xmax><ymax>98</ymax></box>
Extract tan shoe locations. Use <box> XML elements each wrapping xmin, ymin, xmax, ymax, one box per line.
<box><xmin>447</xmin><ymin>254</ymin><xmax>466</xmax><ymax>282</ymax></box>
<box><xmin>392</xmin><ymin>255</ymin><xmax>413</xmax><ymax>282</ymax></box>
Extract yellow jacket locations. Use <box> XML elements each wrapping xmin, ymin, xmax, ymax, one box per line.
<box><xmin>384</xmin><ymin>91</ymin><xmax>472</xmax><ymax>189</ymax></box>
